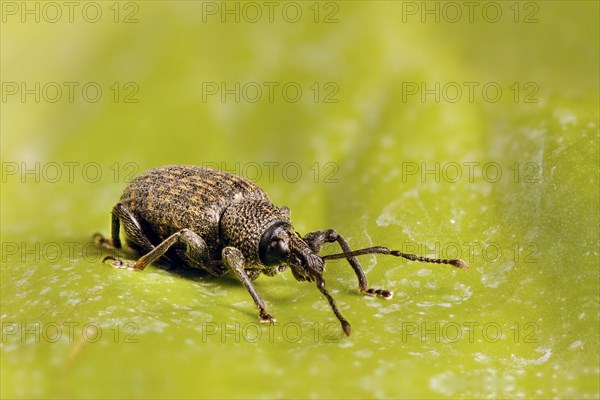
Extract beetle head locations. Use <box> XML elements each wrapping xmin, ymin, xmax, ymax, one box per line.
<box><xmin>258</xmin><ymin>221</ymin><xmax>350</xmax><ymax>335</ymax></box>
<box><xmin>259</xmin><ymin>221</ymin><xmax>324</xmax><ymax>281</ymax></box>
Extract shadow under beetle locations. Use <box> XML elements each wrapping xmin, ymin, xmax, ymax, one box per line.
<box><xmin>95</xmin><ymin>165</ymin><xmax>468</xmax><ymax>336</ymax></box>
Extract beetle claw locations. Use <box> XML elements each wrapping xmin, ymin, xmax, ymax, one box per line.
<box><xmin>259</xmin><ymin>313</ymin><xmax>276</xmax><ymax>324</ymax></box>
<box><xmin>102</xmin><ymin>256</ymin><xmax>137</xmax><ymax>270</ymax></box>
<box><xmin>365</xmin><ymin>288</ymin><xmax>394</xmax><ymax>299</ymax></box>
<box><xmin>93</xmin><ymin>233</ymin><xmax>115</xmax><ymax>249</ymax></box>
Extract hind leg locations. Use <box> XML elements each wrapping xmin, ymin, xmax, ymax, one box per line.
<box><xmin>94</xmin><ymin>203</ymin><xmax>154</xmax><ymax>251</ymax></box>
<box><xmin>116</xmin><ymin>228</ymin><xmax>210</xmax><ymax>271</ymax></box>
<box><xmin>94</xmin><ymin>203</ymin><xmax>157</xmax><ymax>269</ymax></box>
<box><xmin>101</xmin><ymin>226</ymin><xmax>213</xmax><ymax>272</ymax></box>
<box><xmin>95</xmin><ymin>203</ymin><xmax>223</xmax><ymax>274</ymax></box>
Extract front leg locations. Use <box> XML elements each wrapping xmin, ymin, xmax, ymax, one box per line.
<box><xmin>221</xmin><ymin>247</ymin><xmax>275</xmax><ymax>324</ymax></box>
<box><xmin>303</xmin><ymin>229</ymin><xmax>393</xmax><ymax>299</ymax></box>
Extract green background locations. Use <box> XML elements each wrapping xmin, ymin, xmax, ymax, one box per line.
<box><xmin>1</xmin><ymin>1</ymin><xmax>598</xmax><ymax>398</ymax></box>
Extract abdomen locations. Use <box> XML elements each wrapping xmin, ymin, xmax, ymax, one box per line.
<box><xmin>119</xmin><ymin>165</ymin><xmax>269</xmax><ymax>260</ymax></box>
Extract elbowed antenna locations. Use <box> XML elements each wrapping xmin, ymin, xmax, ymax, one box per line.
<box><xmin>315</xmin><ymin>274</ymin><xmax>351</xmax><ymax>336</ymax></box>
<box><xmin>322</xmin><ymin>246</ymin><xmax>469</xmax><ymax>269</ymax></box>
<box><xmin>296</xmin><ymin>246</ymin><xmax>353</xmax><ymax>336</ymax></box>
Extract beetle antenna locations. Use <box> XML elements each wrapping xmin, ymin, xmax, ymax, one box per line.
<box><xmin>322</xmin><ymin>246</ymin><xmax>469</xmax><ymax>269</ymax></box>
<box><xmin>315</xmin><ymin>274</ymin><xmax>351</xmax><ymax>336</ymax></box>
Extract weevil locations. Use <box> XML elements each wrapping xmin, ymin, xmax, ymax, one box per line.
<box><xmin>95</xmin><ymin>165</ymin><xmax>468</xmax><ymax>336</ymax></box>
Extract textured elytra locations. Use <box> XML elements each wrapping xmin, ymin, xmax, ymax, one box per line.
<box><xmin>119</xmin><ymin>165</ymin><xmax>289</xmax><ymax>265</ymax></box>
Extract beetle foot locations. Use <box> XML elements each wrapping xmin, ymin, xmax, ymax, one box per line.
<box><xmin>259</xmin><ymin>311</ymin><xmax>276</xmax><ymax>324</ymax></box>
<box><xmin>93</xmin><ymin>233</ymin><xmax>114</xmax><ymax>249</ymax></box>
<box><xmin>102</xmin><ymin>256</ymin><xmax>137</xmax><ymax>270</ymax></box>
<box><xmin>365</xmin><ymin>288</ymin><xmax>394</xmax><ymax>300</ymax></box>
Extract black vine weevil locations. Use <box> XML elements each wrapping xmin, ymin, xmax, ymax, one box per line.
<box><xmin>95</xmin><ymin>165</ymin><xmax>468</xmax><ymax>336</ymax></box>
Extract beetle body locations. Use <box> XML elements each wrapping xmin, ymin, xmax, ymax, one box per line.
<box><xmin>119</xmin><ymin>166</ymin><xmax>289</xmax><ymax>274</ymax></box>
<box><xmin>97</xmin><ymin>165</ymin><xmax>467</xmax><ymax>335</ymax></box>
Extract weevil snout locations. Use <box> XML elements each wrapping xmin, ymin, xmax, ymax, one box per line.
<box><xmin>290</xmin><ymin>251</ymin><xmax>324</xmax><ymax>282</ymax></box>
<box><xmin>288</xmin><ymin>234</ymin><xmax>325</xmax><ymax>282</ymax></box>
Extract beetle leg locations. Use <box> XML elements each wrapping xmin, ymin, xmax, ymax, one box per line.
<box><xmin>124</xmin><ymin>229</ymin><xmax>210</xmax><ymax>271</ymax></box>
<box><xmin>221</xmin><ymin>246</ymin><xmax>275</xmax><ymax>324</ymax></box>
<box><xmin>303</xmin><ymin>229</ymin><xmax>393</xmax><ymax>299</ymax></box>
<box><xmin>94</xmin><ymin>203</ymin><xmax>155</xmax><ymax>251</ymax></box>
<box><xmin>112</xmin><ymin>203</ymin><xmax>155</xmax><ymax>250</ymax></box>
<box><xmin>100</xmin><ymin>228</ymin><xmax>208</xmax><ymax>271</ymax></box>
<box><xmin>102</xmin><ymin>255</ymin><xmax>137</xmax><ymax>270</ymax></box>
<box><xmin>95</xmin><ymin>203</ymin><xmax>157</xmax><ymax>269</ymax></box>
<box><xmin>93</xmin><ymin>232</ymin><xmax>114</xmax><ymax>249</ymax></box>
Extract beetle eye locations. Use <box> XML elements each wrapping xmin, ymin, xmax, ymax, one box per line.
<box><xmin>265</xmin><ymin>238</ymin><xmax>289</xmax><ymax>265</ymax></box>
<box><xmin>272</xmin><ymin>238</ymin><xmax>288</xmax><ymax>252</ymax></box>
<box><xmin>259</xmin><ymin>222</ymin><xmax>292</xmax><ymax>266</ymax></box>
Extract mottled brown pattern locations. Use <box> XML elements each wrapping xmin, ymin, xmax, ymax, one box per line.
<box><xmin>119</xmin><ymin>165</ymin><xmax>288</xmax><ymax>263</ymax></box>
<box><xmin>220</xmin><ymin>200</ymin><xmax>290</xmax><ymax>265</ymax></box>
